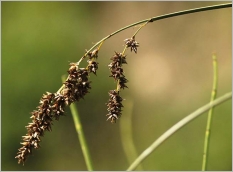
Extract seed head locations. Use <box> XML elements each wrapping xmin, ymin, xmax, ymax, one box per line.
<box><xmin>16</xmin><ymin>63</ymin><xmax>92</xmax><ymax>165</ymax></box>
<box><xmin>15</xmin><ymin>92</ymin><xmax>55</xmax><ymax>165</ymax></box>
<box><xmin>124</xmin><ymin>37</ymin><xmax>139</xmax><ymax>53</ymax></box>
<box><xmin>106</xmin><ymin>90</ymin><xmax>123</xmax><ymax>123</ymax></box>
<box><xmin>87</xmin><ymin>60</ymin><xmax>98</xmax><ymax>75</ymax></box>
<box><xmin>63</xmin><ymin>64</ymin><xmax>91</xmax><ymax>105</ymax></box>
<box><xmin>86</xmin><ymin>48</ymin><xmax>99</xmax><ymax>59</ymax></box>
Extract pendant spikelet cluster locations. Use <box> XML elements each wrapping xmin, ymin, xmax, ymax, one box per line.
<box><xmin>15</xmin><ymin>92</ymin><xmax>55</xmax><ymax>165</ymax></box>
<box><xmin>108</xmin><ymin>52</ymin><xmax>128</xmax><ymax>89</ymax></box>
<box><xmin>124</xmin><ymin>36</ymin><xmax>139</xmax><ymax>53</ymax></box>
<box><xmin>106</xmin><ymin>36</ymin><xmax>139</xmax><ymax>123</ymax></box>
<box><xmin>15</xmin><ymin>49</ymin><xmax>99</xmax><ymax>165</ymax></box>
<box><xmin>63</xmin><ymin>64</ymin><xmax>91</xmax><ymax>105</ymax></box>
<box><xmin>15</xmin><ymin>20</ymin><xmax>143</xmax><ymax>164</ymax></box>
<box><xmin>106</xmin><ymin>52</ymin><xmax>128</xmax><ymax>123</ymax></box>
<box><xmin>106</xmin><ymin>90</ymin><xmax>123</xmax><ymax>123</ymax></box>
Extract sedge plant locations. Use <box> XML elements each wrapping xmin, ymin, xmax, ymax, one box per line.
<box><xmin>15</xmin><ymin>3</ymin><xmax>232</xmax><ymax>170</ymax></box>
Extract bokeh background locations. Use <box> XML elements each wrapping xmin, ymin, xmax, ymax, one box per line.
<box><xmin>2</xmin><ymin>1</ymin><xmax>232</xmax><ymax>171</ymax></box>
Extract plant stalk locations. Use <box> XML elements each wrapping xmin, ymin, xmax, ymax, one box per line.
<box><xmin>84</xmin><ymin>3</ymin><xmax>231</xmax><ymax>57</ymax></box>
<box><xmin>119</xmin><ymin>99</ymin><xmax>144</xmax><ymax>170</ymax></box>
<box><xmin>202</xmin><ymin>54</ymin><xmax>218</xmax><ymax>170</ymax></box>
<box><xmin>127</xmin><ymin>92</ymin><xmax>232</xmax><ymax>171</ymax></box>
<box><xmin>56</xmin><ymin>3</ymin><xmax>231</xmax><ymax>94</ymax></box>
<box><xmin>62</xmin><ymin>75</ymin><xmax>94</xmax><ymax>171</ymax></box>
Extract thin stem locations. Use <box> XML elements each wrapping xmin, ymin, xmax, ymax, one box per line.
<box><xmin>77</xmin><ymin>41</ymin><xmax>104</xmax><ymax>66</ymax></box>
<box><xmin>202</xmin><ymin>54</ymin><xmax>218</xmax><ymax>170</ymax></box>
<box><xmin>83</xmin><ymin>3</ymin><xmax>231</xmax><ymax>57</ymax></box>
<box><xmin>127</xmin><ymin>92</ymin><xmax>232</xmax><ymax>171</ymax></box>
<box><xmin>56</xmin><ymin>84</ymin><xmax>65</xmax><ymax>94</ymax></box>
<box><xmin>122</xmin><ymin>46</ymin><xmax>127</xmax><ymax>55</ymax></box>
<box><xmin>132</xmin><ymin>20</ymin><xmax>150</xmax><ymax>38</ymax></box>
<box><xmin>116</xmin><ymin>81</ymin><xmax>120</xmax><ymax>92</ymax></box>
<box><xmin>70</xmin><ymin>103</ymin><xmax>94</xmax><ymax>171</ymax></box>
<box><xmin>97</xmin><ymin>41</ymin><xmax>104</xmax><ymax>50</ymax></box>
<box><xmin>61</xmin><ymin>75</ymin><xmax>94</xmax><ymax>171</ymax></box>
<box><xmin>56</xmin><ymin>3</ymin><xmax>231</xmax><ymax>94</ymax></box>
<box><xmin>116</xmin><ymin>17</ymin><xmax>148</xmax><ymax>91</ymax></box>
<box><xmin>119</xmin><ymin>99</ymin><xmax>144</xmax><ymax>170</ymax></box>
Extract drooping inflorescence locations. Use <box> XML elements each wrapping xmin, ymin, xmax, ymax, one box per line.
<box><xmin>124</xmin><ymin>36</ymin><xmax>139</xmax><ymax>54</ymax></box>
<box><xmin>63</xmin><ymin>64</ymin><xmax>91</xmax><ymax>105</ymax></box>
<box><xmin>15</xmin><ymin>92</ymin><xmax>55</xmax><ymax>165</ymax></box>
<box><xmin>106</xmin><ymin>90</ymin><xmax>123</xmax><ymax>123</ymax></box>
<box><xmin>15</xmin><ymin>49</ymin><xmax>99</xmax><ymax>165</ymax></box>
<box><xmin>106</xmin><ymin>36</ymin><xmax>139</xmax><ymax>123</ymax></box>
<box><xmin>16</xmin><ymin>20</ymin><xmax>143</xmax><ymax>164</ymax></box>
<box><xmin>106</xmin><ymin>52</ymin><xmax>128</xmax><ymax>123</ymax></box>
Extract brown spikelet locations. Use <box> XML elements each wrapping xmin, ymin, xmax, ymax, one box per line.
<box><xmin>124</xmin><ymin>36</ymin><xmax>139</xmax><ymax>53</ymax></box>
<box><xmin>15</xmin><ymin>62</ymin><xmax>93</xmax><ymax>165</ymax></box>
<box><xmin>15</xmin><ymin>92</ymin><xmax>55</xmax><ymax>165</ymax></box>
<box><xmin>106</xmin><ymin>90</ymin><xmax>123</xmax><ymax>123</ymax></box>
<box><xmin>106</xmin><ymin>51</ymin><xmax>128</xmax><ymax>123</ymax></box>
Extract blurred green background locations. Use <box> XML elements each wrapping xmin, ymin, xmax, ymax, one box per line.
<box><xmin>2</xmin><ymin>1</ymin><xmax>232</xmax><ymax>171</ymax></box>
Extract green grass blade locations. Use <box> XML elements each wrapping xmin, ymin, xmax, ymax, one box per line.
<box><xmin>202</xmin><ymin>54</ymin><xmax>218</xmax><ymax>170</ymax></box>
<box><xmin>127</xmin><ymin>92</ymin><xmax>232</xmax><ymax>171</ymax></box>
<box><xmin>62</xmin><ymin>75</ymin><xmax>94</xmax><ymax>171</ymax></box>
<box><xmin>119</xmin><ymin>99</ymin><xmax>143</xmax><ymax>170</ymax></box>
